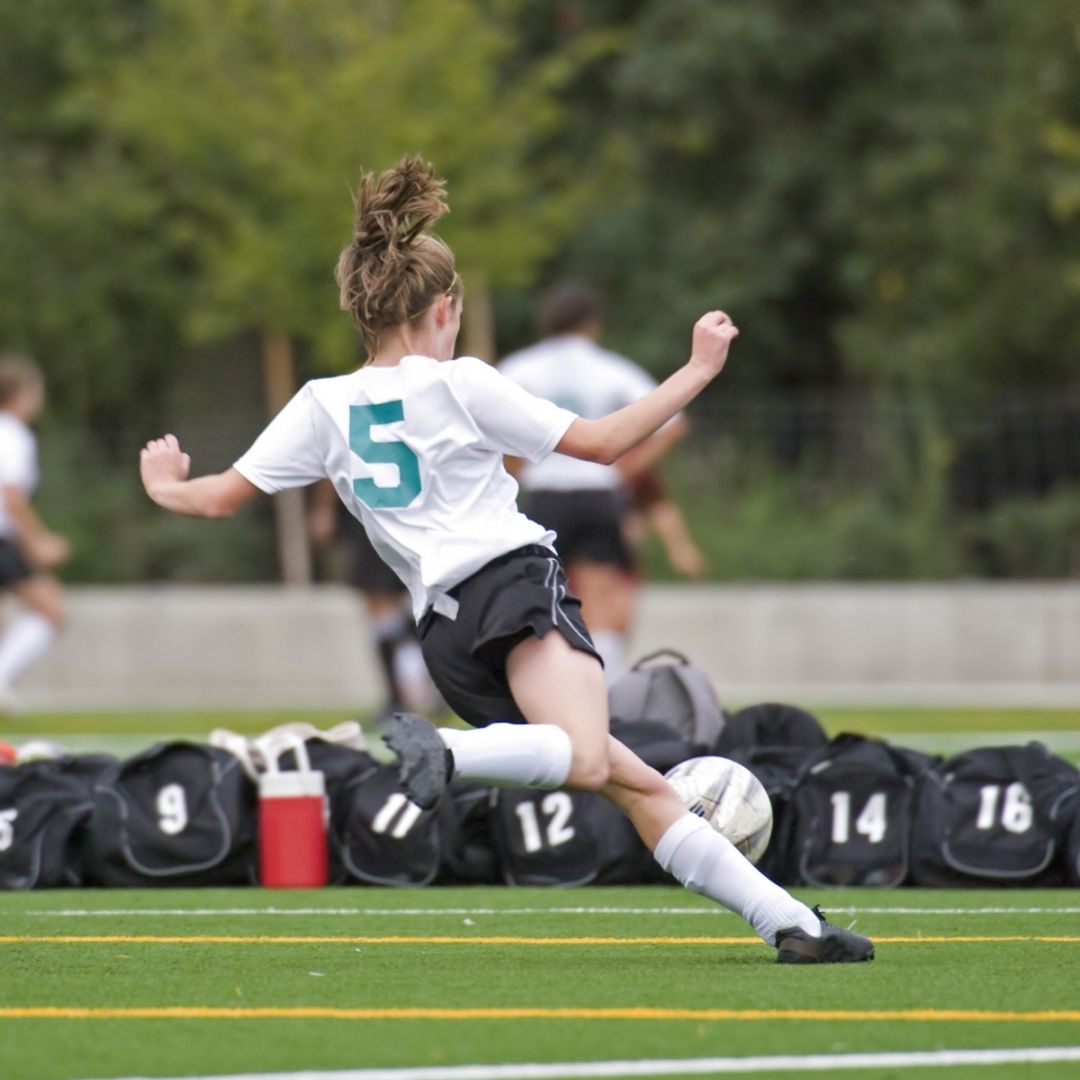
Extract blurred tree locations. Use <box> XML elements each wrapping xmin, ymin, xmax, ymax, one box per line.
<box><xmin>503</xmin><ymin>0</ymin><xmax>1080</xmax><ymax>398</ymax></box>
<box><xmin>82</xmin><ymin>0</ymin><xmax>598</xmax><ymax>367</ymax></box>
<box><xmin>72</xmin><ymin>0</ymin><xmax>603</xmax><ymax>579</ymax></box>
<box><xmin>3</xmin><ymin>0</ymin><xmax>1077</xmax><ymax>582</ymax></box>
<box><xmin>837</xmin><ymin>0</ymin><xmax>1080</xmax><ymax>395</ymax></box>
<box><xmin>0</xmin><ymin>0</ymin><xmax>187</xmax><ymax>428</ymax></box>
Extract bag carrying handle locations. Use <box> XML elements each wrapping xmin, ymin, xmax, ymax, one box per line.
<box><xmin>254</xmin><ymin>732</ymin><xmax>313</xmax><ymax>776</ymax></box>
<box><xmin>210</xmin><ymin>721</ymin><xmax>366</xmax><ymax>780</ymax></box>
<box><xmin>630</xmin><ymin>649</ymin><xmax>691</xmax><ymax>671</ymax></box>
<box><xmin>208</xmin><ymin>728</ymin><xmax>260</xmax><ymax>780</ymax></box>
<box><xmin>257</xmin><ymin>720</ymin><xmax>366</xmax><ymax>753</ymax></box>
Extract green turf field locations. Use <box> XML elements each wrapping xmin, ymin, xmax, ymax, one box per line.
<box><xmin>4</xmin><ymin>705</ymin><xmax>1080</xmax><ymax>763</ymax></box>
<box><xmin>2</xmin><ymin>707</ymin><xmax>1078</xmax><ymax>1078</ymax></box>
<box><xmin>0</xmin><ymin>886</ymin><xmax>1078</xmax><ymax>1080</ymax></box>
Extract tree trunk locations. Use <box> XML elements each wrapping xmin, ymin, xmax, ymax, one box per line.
<box><xmin>261</xmin><ymin>327</ymin><xmax>311</xmax><ymax>585</ymax></box>
<box><xmin>460</xmin><ymin>272</ymin><xmax>496</xmax><ymax>361</ymax></box>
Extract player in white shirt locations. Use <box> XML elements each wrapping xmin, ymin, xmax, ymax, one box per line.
<box><xmin>499</xmin><ymin>284</ymin><xmax>688</xmax><ymax>679</ymax></box>
<box><xmin>138</xmin><ymin>157</ymin><xmax>872</xmax><ymax>963</ymax></box>
<box><xmin>0</xmin><ymin>357</ymin><xmax>69</xmax><ymax>712</ymax></box>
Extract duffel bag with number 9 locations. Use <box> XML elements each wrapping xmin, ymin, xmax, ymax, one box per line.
<box><xmin>85</xmin><ymin>742</ymin><xmax>257</xmax><ymax>886</ymax></box>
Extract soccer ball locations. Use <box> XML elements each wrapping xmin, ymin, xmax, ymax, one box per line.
<box><xmin>664</xmin><ymin>756</ymin><xmax>773</xmax><ymax>864</ymax></box>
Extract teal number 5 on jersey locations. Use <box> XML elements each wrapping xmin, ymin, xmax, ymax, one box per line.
<box><xmin>349</xmin><ymin>400</ymin><xmax>422</xmax><ymax>509</ymax></box>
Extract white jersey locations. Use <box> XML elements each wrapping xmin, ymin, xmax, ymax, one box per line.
<box><xmin>234</xmin><ymin>355</ymin><xmax>576</xmax><ymax>620</ymax></box>
<box><xmin>0</xmin><ymin>412</ymin><xmax>39</xmax><ymax>541</ymax></box>
<box><xmin>498</xmin><ymin>335</ymin><xmax>658</xmax><ymax>491</ymax></box>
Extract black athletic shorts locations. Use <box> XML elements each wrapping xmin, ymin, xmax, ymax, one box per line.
<box><xmin>0</xmin><ymin>538</ymin><xmax>32</xmax><ymax>590</ymax></box>
<box><xmin>523</xmin><ymin>489</ymin><xmax>633</xmax><ymax>571</ymax></box>
<box><xmin>339</xmin><ymin>513</ymin><xmax>408</xmax><ymax>597</ymax></box>
<box><xmin>417</xmin><ymin>545</ymin><xmax>601</xmax><ymax>728</ymax></box>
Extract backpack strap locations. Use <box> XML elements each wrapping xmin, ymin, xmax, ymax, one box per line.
<box><xmin>631</xmin><ymin>649</ymin><xmax>691</xmax><ymax>670</ymax></box>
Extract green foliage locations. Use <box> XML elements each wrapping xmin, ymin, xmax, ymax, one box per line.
<box><xmin>644</xmin><ymin>444</ymin><xmax>965</xmax><ymax>583</ymax></box>
<box><xmin>511</xmin><ymin>0</ymin><xmax>1080</xmax><ymax>397</ymax></box>
<box><xmin>34</xmin><ymin>417</ymin><xmax>275</xmax><ymax>584</ymax></box>
<box><xmin>969</xmin><ymin>486</ymin><xmax>1080</xmax><ymax>579</ymax></box>
<box><xmin>80</xmin><ymin>0</ymin><xmax>604</xmax><ymax>368</ymax></box>
<box><xmin>1</xmin><ymin>0</ymin><xmax>1077</xmax><ymax>582</ymax></box>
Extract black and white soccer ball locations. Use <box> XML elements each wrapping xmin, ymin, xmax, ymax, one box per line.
<box><xmin>664</xmin><ymin>755</ymin><xmax>773</xmax><ymax>864</ymax></box>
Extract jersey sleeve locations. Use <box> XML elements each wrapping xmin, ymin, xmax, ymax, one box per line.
<box><xmin>0</xmin><ymin>425</ymin><xmax>36</xmax><ymax>491</ymax></box>
<box><xmin>451</xmin><ymin>357</ymin><xmax>577</xmax><ymax>462</ymax></box>
<box><xmin>233</xmin><ymin>384</ymin><xmax>327</xmax><ymax>494</ymax></box>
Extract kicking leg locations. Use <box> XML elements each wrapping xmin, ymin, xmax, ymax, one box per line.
<box><xmin>385</xmin><ymin>630</ymin><xmax>604</xmax><ymax>808</ymax></box>
<box><xmin>602</xmin><ymin>738</ymin><xmax>873</xmax><ymax>961</ymax></box>
<box><xmin>601</xmin><ymin>738</ymin><xmax>817</xmax><ymax>939</ymax></box>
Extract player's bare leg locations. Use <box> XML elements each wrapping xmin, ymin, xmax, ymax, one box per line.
<box><xmin>599</xmin><ymin>736</ymin><xmax>688</xmax><ymax>848</ymax></box>
<box><xmin>10</xmin><ymin>574</ymin><xmax>65</xmax><ymax>628</ymax></box>
<box><xmin>599</xmin><ymin>737</ymin><xmax>872</xmax><ymax>960</ymax></box>
<box><xmin>383</xmin><ymin>631</ymin><xmax>589</xmax><ymax>809</ymax></box>
<box><xmin>503</xmin><ymin>630</ymin><xmax>610</xmax><ymax>789</ymax></box>
<box><xmin>567</xmin><ymin>559</ymin><xmax>628</xmax><ymax>680</ymax></box>
<box><xmin>383</xmin><ymin>628</ymin><xmax>872</xmax><ymax>962</ymax></box>
<box><xmin>0</xmin><ymin>575</ymin><xmax>65</xmax><ymax>711</ymax></box>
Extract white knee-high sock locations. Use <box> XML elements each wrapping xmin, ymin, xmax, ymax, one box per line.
<box><xmin>0</xmin><ymin>612</ymin><xmax>56</xmax><ymax>689</ymax></box>
<box><xmin>654</xmin><ymin>813</ymin><xmax>820</xmax><ymax>945</ymax></box>
<box><xmin>438</xmin><ymin>723</ymin><xmax>573</xmax><ymax>789</ymax></box>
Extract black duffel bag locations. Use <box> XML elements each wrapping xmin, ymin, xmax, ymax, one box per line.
<box><xmin>910</xmin><ymin>742</ymin><xmax>1080</xmax><ymax>887</ymax></box>
<box><xmin>789</xmin><ymin>734</ymin><xmax>935</xmax><ymax>888</ymax></box>
<box><xmin>717</xmin><ymin>703</ymin><xmax>831</xmax><ymax>885</ymax></box>
<box><xmin>0</xmin><ymin>754</ymin><xmax>115</xmax><ymax>889</ymax></box>
<box><xmin>86</xmin><ymin>742</ymin><xmax>257</xmax><ymax>886</ymax></box>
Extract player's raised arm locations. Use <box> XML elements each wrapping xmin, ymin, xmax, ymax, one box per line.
<box><xmin>140</xmin><ymin>434</ymin><xmax>259</xmax><ymax>518</ymax></box>
<box><xmin>555</xmin><ymin>311</ymin><xmax>737</xmax><ymax>465</ymax></box>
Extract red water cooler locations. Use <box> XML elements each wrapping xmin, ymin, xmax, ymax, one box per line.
<box><xmin>258</xmin><ymin>738</ymin><xmax>328</xmax><ymax>888</ymax></box>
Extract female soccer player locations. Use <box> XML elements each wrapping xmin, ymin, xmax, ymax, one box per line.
<box><xmin>139</xmin><ymin>157</ymin><xmax>872</xmax><ymax>963</ymax></box>
<box><xmin>0</xmin><ymin>356</ymin><xmax>68</xmax><ymax>714</ymax></box>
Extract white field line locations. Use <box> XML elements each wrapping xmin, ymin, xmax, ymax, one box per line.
<box><xmin>29</xmin><ymin>905</ymin><xmax>1080</xmax><ymax>919</ymax></box>
<box><xmin>84</xmin><ymin>1045</ymin><xmax>1080</xmax><ymax>1080</ymax></box>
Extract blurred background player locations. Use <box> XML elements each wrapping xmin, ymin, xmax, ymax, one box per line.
<box><xmin>624</xmin><ymin>467</ymin><xmax>709</xmax><ymax>581</ymax></box>
<box><xmin>0</xmin><ymin>356</ymin><xmax>68</xmax><ymax>715</ymax></box>
<box><xmin>612</xmin><ymin>464</ymin><xmax>710</xmax><ymax>646</ymax></box>
<box><xmin>498</xmin><ymin>283</ymin><xmax>689</xmax><ymax>680</ymax></box>
<box><xmin>308</xmin><ymin>479</ymin><xmax>439</xmax><ymax>721</ymax></box>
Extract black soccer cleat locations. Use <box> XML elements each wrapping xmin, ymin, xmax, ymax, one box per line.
<box><xmin>382</xmin><ymin>712</ymin><xmax>454</xmax><ymax>811</ymax></box>
<box><xmin>775</xmin><ymin>906</ymin><xmax>875</xmax><ymax>964</ymax></box>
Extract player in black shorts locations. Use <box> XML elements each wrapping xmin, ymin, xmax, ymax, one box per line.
<box><xmin>139</xmin><ymin>157</ymin><xmax>872</xmax><ymax>963</ymax></box>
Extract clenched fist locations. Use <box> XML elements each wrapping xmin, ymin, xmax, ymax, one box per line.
<box><xmin>689</xmin><ymin>311</ymin><xmax>739</xmax><ymax>378</ymax></box>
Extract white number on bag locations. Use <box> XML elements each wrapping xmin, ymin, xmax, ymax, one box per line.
<box><xmin>371</xmin><ymin>792</ymin><xmax>424</xmax><ymax>839</ymax></box>
<box><xmin>514</xmin><ymin>792</ymin><xmax>576</xmax><ymax>853</ymax></box>
<box><xmin>976</xmin><ymin>783</ymin><xmax>1033</xmax><ymax>834</ymax></box>
<box><xmin>830</xmin><ymin>790</ymin><xmax>888</xmax><ymax>845</ymax></box>
<box><xmin>156</xmin><ymin>784</ymin><xmax>189</xmax><ymax>835</ymax></box>
<box><xmin>0</xmin><ymin>808</ymin><xmax>17</xmax><ymax>852</ymax></box>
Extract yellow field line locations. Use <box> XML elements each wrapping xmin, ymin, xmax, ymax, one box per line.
<box><xmin>1</xmin><ymin>1006</ymin><xmax>1078</xmax><ymax>1023</ymax></box>
<box><xmin>0</xmin><ymin>934</ymin><xmax>1077</xmax><ymax>946</ymax></box>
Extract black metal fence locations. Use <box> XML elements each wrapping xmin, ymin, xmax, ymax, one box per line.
<box><xmin>687</xmin><ymin>386</ymin><xmax>1080</xmax><ymax>511</ymax></box>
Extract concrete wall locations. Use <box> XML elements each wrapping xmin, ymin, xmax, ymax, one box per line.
<box><xmin>11</xmin><ymin>583</ymin><xmax>1080</xmax><ymax>710</ymax></box>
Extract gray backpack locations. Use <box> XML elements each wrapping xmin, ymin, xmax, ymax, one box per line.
<box><xmin>608</xmin><ymin>649</ymin><xmax>725</xmax><ymax>751</ymax></box>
